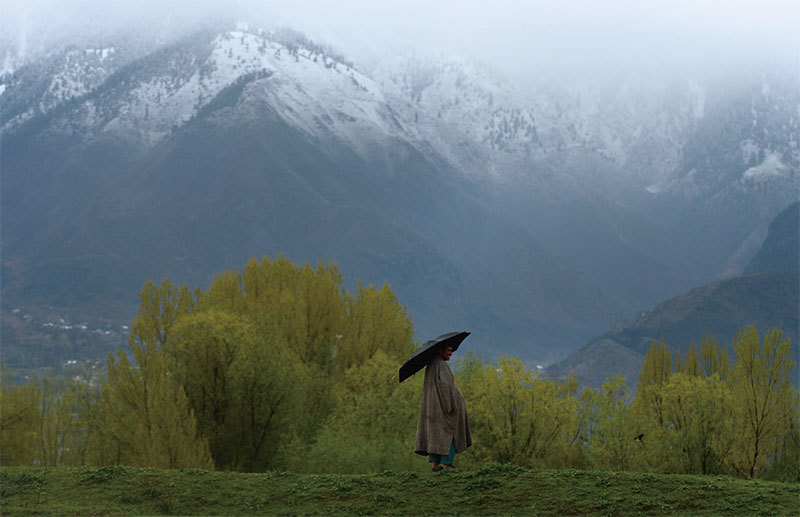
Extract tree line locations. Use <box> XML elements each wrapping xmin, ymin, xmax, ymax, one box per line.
<box><xmin>457</xmin><ymin>330</ymin><xmax>797</xmax><ymax>481</ymax></box>
<box><xmin>1</xmin><ymin>255</ymin><xmax>797</xmax><ymax>481</ymax></box>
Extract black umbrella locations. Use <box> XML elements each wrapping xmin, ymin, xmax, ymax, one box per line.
<box><xmin>398</xmin><ymin>331</ymin><xmax>470</xmax><ymax>382</ymax></box>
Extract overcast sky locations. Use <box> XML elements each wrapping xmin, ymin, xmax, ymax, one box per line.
<box><xmin>2</xmin><ymin>0</ymin><xmax>798</xmax><ymax>77</ymax></box>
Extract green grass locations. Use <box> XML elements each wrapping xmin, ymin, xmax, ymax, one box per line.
<box><xmin>1</xmin><ymin>464</ymin><xmax>797</xmax><ymax>516</ymax></box>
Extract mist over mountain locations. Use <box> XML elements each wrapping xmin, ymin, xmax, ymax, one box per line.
<box><xmin>549</xmin><ymin>202</ymin><xmax>800</xmax><ymax>388</ymax></box>
<box><xmin>1</xmin><ymin>17</ymin><xmax>798</xmax><ymax>369</ymax></box>
<box><xmin>745</xmin><ymin>201</ymin><xmax>799</xmax><ymax>275</ymax></box>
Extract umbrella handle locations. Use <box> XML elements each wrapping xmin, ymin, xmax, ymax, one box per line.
<box><xmin>390</xmin><ymin>370</ymin><xmax>399</xmax><ymax>382</ymax></box>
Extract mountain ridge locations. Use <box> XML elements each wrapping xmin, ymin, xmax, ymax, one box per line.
<box><xmin>2</xmin><ymin>24</ymin><xmax>797</xmax><ymax>369</ymax></box>
<box><xmin>548</xmin><ymin>200</ymin><xmax>800</xmax><ymax>387</ymax></box>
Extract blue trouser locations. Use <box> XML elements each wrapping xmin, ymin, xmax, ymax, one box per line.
<box><xmin>428</xmin><ymin>439</ymin><xmax>456</xmax><ymax>466</ymax></box>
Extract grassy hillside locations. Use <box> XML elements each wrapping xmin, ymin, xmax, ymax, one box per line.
<box><xmin>1</xmin><ymin>464</ymin><xmax>797</xmax><ymax>516</ymax></box>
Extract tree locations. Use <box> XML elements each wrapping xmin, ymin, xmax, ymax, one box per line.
<box><xmin>586</xmin><ymin>376</ymin><xmax>637</xmax><ymax>472</ymax></box>
<box><xmin>297</xmin><ymin>351</ymin><xmax>422</xmax><ymax>474</ymax></box>
<box><xmin>458</xmin><ymin>356</ymin><xmax>578</xmax><ymax>468</ymax></box>
<box><xmin>728</xmin><ymin>325</ymin><xmax>795</xmax><ymax>478</ymax></box>
<box><xmin>657</xmin><ymin>372</ymin><xmax>733</xmax><ymax>474</ymax></box>
<box><xmin>763</xmin><ymin>387</ymin><xmax>800</xmax><ymax>482</ymax></box>
<box><xmin>200</xmin><ymin>255</ymin><xmax>415</xmax><ymax>450</ymax></box>
<box><xmin>169</xmin><ymin>309</ymin><xmax>304</xmax><ymax>471</ymax></box>
<box><xmin>678</xmin><ymin>343</ymin><xmax>700</xmax><ymax>377</ymax></box>
<box><xmin>0</xmin><ymin>376</ymin><xmax>41</xmax><ymax>465</ymax></box>
<box><xmin>37</xmin><ymin>377</ymin><xmax>83</xmax><ymax>467</ymax></box>
<box><xmin>233</xmin><ymin>255</ymin><xmax>345</xmax><ymax>372</ymax></box>
<box><xmin>636</xmin><ymin>338</ymin><xmax>672</xmax><ymax>427</ymax></box>
<box><xmin>0</xmin><ymin>374</ymin><xmax>94</xmax><ymax>467</ymax></box>
<box><xmin>563</xmin><ymin>382</ymin><xmax>599</xmax><ymax>469</ymax></box>
<box><xmin>99</xmin><ymin>280</ymin><xmax>212</xmax><ymax>469</ymax></box>
<box><xmin>336</xmin><ymin>281</ymin><xmax>415</xmax><ymax>374</ymax></box>
<box><xmin>699</xmin><ymin>333</ymin><xmax>730</xmax><ymax>379</ymax></box>
<box><xmin>169</xmin><ymin>311</ymin><xmax>245</xmax><ymax>467</ymax></box>
<box><xmin>228</xmin><ymin>328</ymin><xmax>303</xmax><ymax>471</ymax></box>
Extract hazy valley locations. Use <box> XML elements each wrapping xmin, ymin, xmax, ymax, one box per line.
<box><xmin>2</xmin><ymin>22</ymin><xmax>798</xmax><ymax>377</ymax></box>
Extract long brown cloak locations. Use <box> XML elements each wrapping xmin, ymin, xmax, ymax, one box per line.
<box><xmin>414</xmin><ymin>355</ymin><xmax>472</xmax><ymax>456</ymax></box>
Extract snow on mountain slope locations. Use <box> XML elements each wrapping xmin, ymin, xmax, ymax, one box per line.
<box><xmin>2</xmin><ymin>27</ymin><xmax>417</xmax><ymax>154</ymax></box>
<box><xmin>371</xmin><ymin>54</ymin><xmax>550</xmax><ymax>178</ymax></box>
<box><xmin>371</xmin><ymin>51</ymin><xmax>797</xmax><ymax>207</ymax></box>
<box><xmin>369</xmin><ymin>53</ymin><xmax>724</xmax><ymax>196</ymax></box>
<box><xmin>121</xmin><ymin>29</ymin><xmax>407</xmax><ymax>148</ymax></box>
<box><xmin>8</xmin><ymin>25</ymin><xmax>794</xmax><ymax>205</ymax></box>
<box><xmin>4</xmin><ymin>25</ymin><xmax>797</xmax><ymax>232</ymax></box>
<box><xmin>655</xmin><ymin>74</ymin><xmax>799</xmax><ymax>205</ymax></box>
<box><xmin>1</xmin><ymin>44</ymin><xmax>125</xmax><ymax>131</ymax></box>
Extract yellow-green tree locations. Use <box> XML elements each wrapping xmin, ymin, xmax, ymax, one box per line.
<box><xmin>233</xmin><ymin>255</ymin><xmax>345</xmax><ymax>371</ymax></box>
<box><xmin>99</xmin><ymin>279</ymin><xmax>213</xmax><ymax>469</ymax></box>
<box><xmin>169</xmin><ymin>311</ymin><xmax>245</xmax><ymax>467</ymax></box>
<box><xmin>297</xmin><ymin>351</ymin><xmax>423</xmax><ymax>473</ymax></box>
<box><xmin>586</xmin><ymin>376</ymin><xmax>637</xmax><ymax>472</ymax></box>
<box><xmin>699</xmin><ymin>333</ymin><xmax>730</xmax><ymax>379</ymax></box>
<box><xmin>336</xmin><ymin>281</ymin><xmax>415</xmax><ymax>374</ymax></box>
<box><xmin>458</xmin><ymin>356</ymin><xmax>578</xmax><ymax>468</ymax></box>
<box><xmin>228</xmin><ymin>327</ymin><xmax>303</xmax><ymax>471</ymax></box>
<box><xmin>0</xmin><ymin>375</ymin><xmax>94</xmax><ymax>467</ymax></box>
<box><xmin>563</xmin><ymin>382</ymin><xmax>601</xmax><ymax>469</ymax></box>
<box><xmin>0</xmin><ymin>376</ymin><xmax>42</xmax><ymax>465</ymax></box>
<box><xmin>656</xmin><ymin>372</ymin><xmax>734</xmax><ymax>474</ymax></box>
<box><xmin>36</xmin><ymin>377</ymin><xmax>85</xmax><ymax>467</ymax></box>
<box><xmin>728</xmin><ymin>325</ymin><xmax>795</xmax><ymax>478</ymax></box>
<box><xmin>764</xmin><ymin>388</ymin><xmax>800</xmax><ymax>482</ymax></box>
<box><xmin>636</xmin><ymin>338</ymin><xmax>672</xmax><ymax>427</ymax></box>
<box><xmin>204</xmin><ymin>256</ymin><xmax>348</xmax><ymax>440</ymax></box>
<box><xmin>169</xmin><ymin>309</ymin><xmax>304</xmax><ymax>471</ymax></box>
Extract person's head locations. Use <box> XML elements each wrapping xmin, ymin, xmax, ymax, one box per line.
<box><xmin>439</xmin><ymin>344</ymin><xmax>454</xmax><ymax>361</ymax></box>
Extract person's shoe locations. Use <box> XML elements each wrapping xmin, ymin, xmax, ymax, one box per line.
<box><xmin>432</xmin><ymin>466</ymin><xmax>442</xmax><ymax>472</ymax></box>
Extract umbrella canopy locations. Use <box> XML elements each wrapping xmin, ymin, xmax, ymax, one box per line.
<box><xmin>398</xmin><ymin>331</ymin><xmax>470</xmax><ymax>383</ymax></box>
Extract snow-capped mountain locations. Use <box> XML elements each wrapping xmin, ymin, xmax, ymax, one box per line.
<box><xmin>1</xmin><ymin>24</ymin><xmax>797</xmax><ymax>368</ymax></box>
<box><xmin>2</xmin><ymin>44</ymin><xmax>124</xmax><ymax>130</ymax></box>
<box><xmin>2</xmin><ymin>27</ymin><xmax>410</xmax><ymax>149</ymax></box>
<box><xmin>4</xmin><ymin>24</ymin><xmax>796</xmax><ymax>200</ymax></box>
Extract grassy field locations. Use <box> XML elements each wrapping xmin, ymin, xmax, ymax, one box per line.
<box><xmin>1</xmin><ymin>463</ymin><xmax>798</xmax><ymax>516</ymax></box>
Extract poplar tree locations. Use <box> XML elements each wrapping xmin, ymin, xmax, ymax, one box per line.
<box><xmin>682</xmin><ymin>343</ymin><xmax>701</xmax><ymax>376</ymax></box>
<box><xmin>101</xmin><ymin>279</ymin><xmax>212</xmax><ymax>469</ymax></box>
<box><xmin>37</xmin><ymin>377</ymin><xmax>82</xmax><ymax>466</ymax></box>
<box><xmin>299</xmin><ymin>351</ymin><xmax>422</xmax><ymax>473</ymax></box>
<box><xmin>728</xmin><ymin>325</ymin><xmax>795</xmax><ymax>478</ymax></box>
<box><xmin>699</xmin><ymin>333</ymin><xmax>730</xmax><ymax>379</ymax></box>
<box><xmin>169</xmin><ymin>311</ymin><xmax>243</xmax><ymax>467</ymax></box>
<box><xmin>586</xmin><ymin>376</ymin><xmax>636</xmax><ymax>471</ymax></box>
<box><xmin>169</xmin><ymin>310</ymin><xmax>302</xmax><ymax>471</ymax></box>
<box><xmin>228</xmin><ymin>328</ymin><xmax>302</xmax><ymax>471</ymax></box>
<box><xmin>458</xmin><ymin>356</ymin><xmax>578</xmax><ymax>468</ymax></box>
<box><xmin>636</xmin><ymin>338</ymin><xmax>672</xmax><ymax>426</ymax></box>
<box><xmin>237</xmin><ymin>255</ymin><xmax>345</xmax><ymax>371</ymax></box>
<box><xmin>336</xmin><ymin>281</ymin><xmax>415</xmax><ymax>374</ymax></box>
<box><xmin>0</xmin><ymin>376</ymin><xmax>41</xmax><ymax>465</ymax></box>
<box><xmin>658</xmin><ymin>372</ymin><xmax>733</xmax><ymax>474</ymax></box>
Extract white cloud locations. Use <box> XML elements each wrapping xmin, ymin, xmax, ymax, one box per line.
<box><xmin>1</xmin><ymin>0</ymin><xmax>798</xmax><ymax>76</ymax></box>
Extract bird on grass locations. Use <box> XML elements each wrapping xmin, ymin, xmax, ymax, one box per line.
<box><xmin>633</xmin><ymin>433</ymin><xmax>644</xmax><ymax>443</ymax></box>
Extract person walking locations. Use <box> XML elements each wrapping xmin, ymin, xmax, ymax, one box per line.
<box><xmin>414</xmin><ymin>343</ymin><xmax>472</xmax><ymax>471</ymax></box>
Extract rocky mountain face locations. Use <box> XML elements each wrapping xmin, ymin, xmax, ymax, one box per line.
<box><xmin>2</xmin><ymin>24</ymin><xmax>798</xmax><ymax>368</ymax></box>
<box><xmin>744</xmin><ymin>201</ymin><xmax>799</xmax><ymax>275</ymax></box>
<box><xmin>370</xmin><ymin>52</ymin><xmax>799</xmax><ymax>309</ymax></box>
